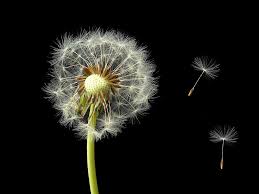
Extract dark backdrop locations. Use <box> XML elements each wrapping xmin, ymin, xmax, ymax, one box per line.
<box><xmin>14</xmin><ymin>4</ymin><xmax>258</xmax><ymax>194</ymax></box>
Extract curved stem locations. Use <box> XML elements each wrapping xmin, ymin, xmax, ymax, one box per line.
<box><xmin>87</xmin><ymin>104</ymin><xmax>99</xmax><ymax>194</ymax></box>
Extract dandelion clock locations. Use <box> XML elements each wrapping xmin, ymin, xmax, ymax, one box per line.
<box><xmin>44</xmin><ymin>30</ymin><xmax>158</xmax><ymax>194</ymax></box>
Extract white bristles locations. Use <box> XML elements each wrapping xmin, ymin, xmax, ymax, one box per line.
<box><xmin>44</xmin><ymin>30</ymin><xmax>158</xmax><ymax>140</ymax></box>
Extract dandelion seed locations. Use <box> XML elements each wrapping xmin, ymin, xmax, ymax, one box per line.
<box><xmin>188</xmin><ymin>56</ymin><xmax>220</xmax><ymax>96</ymax></box>
<box><xmin>209</xmin><ymin>126</ymin><xmax>238</xmax><ymax>170</ymax></box>
<box><xmin>43</xmin><ymin>30</ymin><xmax>158</xmax><ymax>194</ymax></box>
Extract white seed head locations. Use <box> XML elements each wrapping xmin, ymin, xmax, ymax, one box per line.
<box><xmin>44</xmin><ymin>30</ymin><xmax>158</xmax><ymax>141</ymax></box>
<box><xmin>192</xmin><ymin>56</ymin><xmax>220</xmax><ymax>79</ymax></box>
<box><xmin>209</xmin><ymin>126</ymin><xmax>238</xmax><ymax>143</ymax></box>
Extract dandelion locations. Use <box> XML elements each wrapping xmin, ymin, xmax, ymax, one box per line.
<box><xmin>188</xmin><ymin>56</ymin><xmax>220</xmax><ymax>96</ymax></box>
<box><xmin>44</xmin><ymin>30</ymin><xmax>158</xmax><ymax>194</ymax></box>
<box><xmin>209</xmin><ymin>126</ymin><xmax>238</xmax><ymax>170</ymax></box>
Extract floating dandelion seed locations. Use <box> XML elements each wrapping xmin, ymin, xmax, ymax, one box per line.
<box><xmin>44</xmin><ymin>30</ymin><xmax>158</xmax><ymax>194</ymax></box>
<box><xmin>188</xmin><ymin>56</ymin><xmax>220</xmax><ymax>96</ymax></box>
<box><xmin>209</xmin><ymin>126</ymin><xmax>238</xmax><ymax>170</ymax></box>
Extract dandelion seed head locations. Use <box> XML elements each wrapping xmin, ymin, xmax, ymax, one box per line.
<box><xmin>192</xmin><ymin>56</ymin><xmax>220</xmax><ymax>79</ymax></box>
<box><xmin>209</xmin><ymin>126</ymin><xmax>238</xmax><ymax>143</ymax></box>
<box><xmin>44</xmin><ymin>30</ymin><xmax>158</xmax><ymax>140</ymax></box>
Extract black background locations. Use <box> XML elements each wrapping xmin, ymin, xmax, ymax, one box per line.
<box><xmin>8</xmin><ymin>3</ymin><xmax>258</xmax><ymax>194</ymax></box>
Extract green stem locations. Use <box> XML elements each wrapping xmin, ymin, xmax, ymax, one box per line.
<box><xmin>87</xmin><ymin>104</ymin><xmax>99</xmax><ymax>194</ymax></box>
